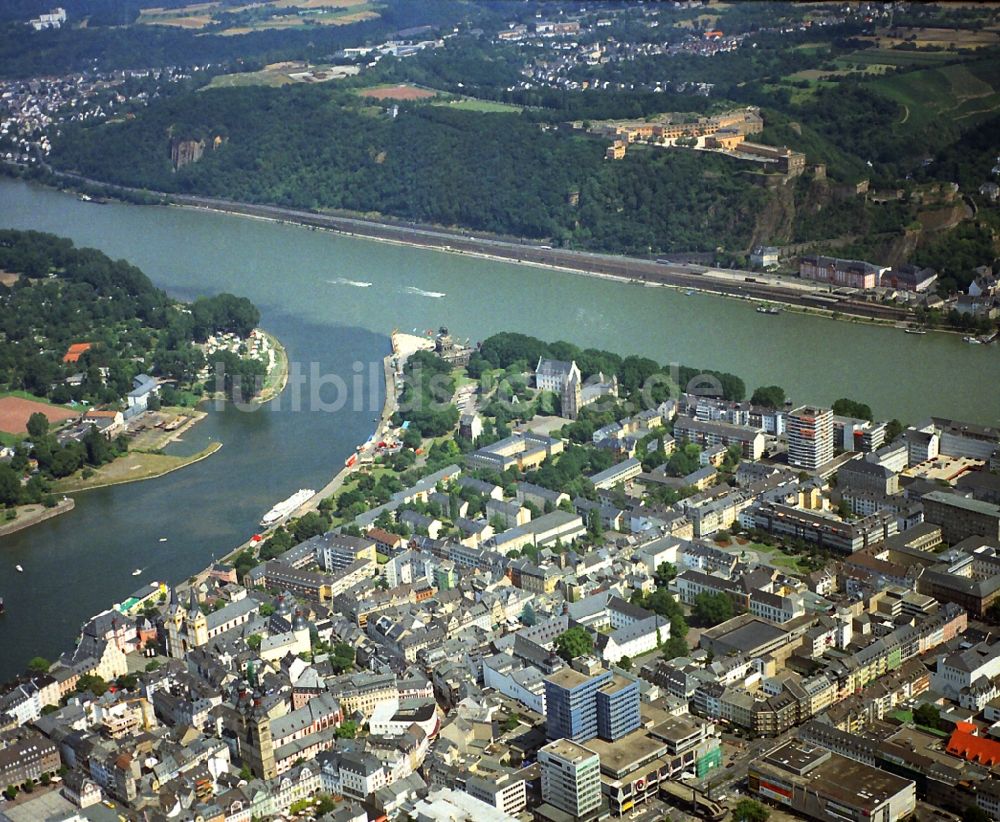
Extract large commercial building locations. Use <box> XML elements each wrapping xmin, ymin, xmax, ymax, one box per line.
<box><xmin>787</xmin><ymin>406</ymin><xmax>834</xmax><ymax>471</ymax></box>
<box><xmin>748</xmin><ymin>741</ymin><xmax>916</xmax><ymax>822</ymax></box>
<box><xmin>544</xmin><ymin>664</ymin><xmax>641</xmax><ymax>743</ymax></box>
<box><xmin>932</xmin><ymin>418</ymin><xmax>1000</xmax><ymax>461</ymax></box>
<box><xmin>538</xmin><ymin>739</ymin><xmax>603</xmax><ymax>819</ymax></box>
<box><xmin>799</xmin><ymin>255</ymin><xmax>887</xmax><ymax>290</ymax></box>
<box><xmin>464</xmin><ymin>772</ymin><xmax>527</xmax><ymax>817</ymax></box>
<box><xmin>921</xmin><ymin>491</ymin><xmax>1000</xmax><ymax>545</ymax></box>
<box><xmin>746</xmin><ymin>503</ymin><xmax>897</xmax><ymax>554</ymax></box>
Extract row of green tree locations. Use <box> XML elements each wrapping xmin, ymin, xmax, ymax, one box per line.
<box><xmin>392</xmin><ymin>350</ymin><xmax>460</xmax><ymax>436</ymax></box>
<box><xmin>473</xmin><ymin>331</ymin><xmax>747</xmax><ymax>403</ymax></box>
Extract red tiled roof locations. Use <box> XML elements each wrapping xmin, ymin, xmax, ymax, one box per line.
<box><xmin>63</xmin><ymin>342</ymin><xmax>92</xmax><ymax>363</ymax></box>
<box><xmin>947</xmin><ymin>729</ymin><xmax>1000</xmax><ymax>767</ymax></box>
<box><xmin>367</xmin><ymin>526</ymin><xmax>405</xmax><ymax>545</ymax></box>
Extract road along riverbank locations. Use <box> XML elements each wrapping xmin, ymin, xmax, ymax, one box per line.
<box><xmin>29</xmin><ymin>167</ymin><xmax>915</xmax><ymax>326</ymax></box>
<box><xmin>167</xmin><ymin>194</ymin><xmax>911</xmax><ymax>325</ymax></box>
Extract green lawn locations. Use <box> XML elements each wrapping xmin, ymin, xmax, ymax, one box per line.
<box><xmin>746</xmin><ymin>542</ymin><xmax>811</xmax><ymax>574</ymax></box>
<box><xmin>434</xmin><ymin>97</ymin><xmax>523</xmax><ymax>114</ymax></box>
<box><xmin>204</xmin><ymin>70</ymin><xmax>297</xmax><ymax>90</ymax></box>
<box><xmin>451</xmin><ymin>368</ymin><xmax>476</xmax><ymax>389</ymax></box>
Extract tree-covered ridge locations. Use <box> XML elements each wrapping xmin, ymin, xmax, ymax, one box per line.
<box><xmin>52</xmin><ymin>85</ymin><xmax>764</xmax><ymax>254</ymax></box>
<box><xmin>0</xmin><ymin>230</ymin><xmax>260</xmax><ymax>404</ymax></box>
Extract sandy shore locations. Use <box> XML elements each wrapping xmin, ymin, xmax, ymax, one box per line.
<box><xmin>256</xmin><ymin>330</ymin><xmax>290</xmax><ymax>404</ymax></box>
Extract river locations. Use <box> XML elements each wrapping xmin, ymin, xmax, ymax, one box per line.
<box><xmin>0</xmin><ymin>178</ymin><xmax>997</xmax><ymax>680</ymax></box>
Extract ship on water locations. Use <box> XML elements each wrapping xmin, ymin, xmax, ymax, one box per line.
<box><xmin>260</xmin><ymin>489</ymin><xmax>315</xmax><ymax>527</ymax></box>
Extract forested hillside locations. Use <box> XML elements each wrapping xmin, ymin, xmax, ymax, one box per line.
<box><xmin>52</xmin><ymin>85</ymin><xmax>768</xmax><ymax>254</ymax></box>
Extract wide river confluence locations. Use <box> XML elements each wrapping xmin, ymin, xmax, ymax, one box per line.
<box><xmin>0</xmin><ymin>178</ymin><xmax>997</xmax><ymax>680</ymax></box>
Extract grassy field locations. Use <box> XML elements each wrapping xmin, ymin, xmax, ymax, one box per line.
<box><xmin>861</xmin><ymin>26</ymin><xmax>1000</xmax><ymax>50</ymax></box>
<box><xmin>218</xmin><ymin>4</ymin><xmax>376</xmax><ymax>35</ymax></box>
<box><xmin>53</xmin><ymin>442</ymin><xmax>221</xmax><ymax>492</ymax></box>
<box><xmin>0</xmin><ymin>389</ymin><xmax>62</xmax><ymax>405</ymax></box>
<box><xmin>205</xmin><ymin>69</ymin><xmax>298</xmax><ymax>88</ymax></box>
<box><xmin>434</xmin><ymin>97</ymin><xmax>524</xmax><ymax>113</ymax></box>
<box><xmin>745</xmin><ymin>542</ymin><xmax>812</xmax><ymax>574</ymax></box>
<box><xmin>204</xmin><ymin>63</ymin><xmax>358</xmax><ymax>90</ymax></box>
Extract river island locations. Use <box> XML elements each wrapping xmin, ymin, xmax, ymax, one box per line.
<box><xmin>0</xmin><ymin>229</ymin><xmax>286</xmax><ymax>533</ymax></box>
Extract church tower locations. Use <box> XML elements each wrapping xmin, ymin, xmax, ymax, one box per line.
<box><xmin>165</xmin><ymin>587</ymin><xmax>185</xmax><ymax>659</ymax></box>
<box><xmin>240</xmin><ymin>689</ymin><xmax>276</xmax><ymax>780</ymax></box>
<box><xmin>186</xmin><ymin>591</ymin><xmax>209</xmax><ymax>648</ymax></box>
<box><xmin>563</xmin><ymin>364</ymin><xmax>582</xmax><ymax>420</ymax></box>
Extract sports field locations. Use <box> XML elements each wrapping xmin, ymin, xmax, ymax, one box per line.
<box><xmin>0</xmin><ymin>396</ymin><xmax>76</xmax><ymax>435</ymax></box>
<box><xmin>358</xmin><ymin>85</ymin><xmax>438</xmax><ymax>101</ymax></box>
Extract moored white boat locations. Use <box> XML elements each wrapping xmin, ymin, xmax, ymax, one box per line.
<box><xmin>261</xmin><ymin>489</ymin><xmax>315</xmax><ymax>526</ymax></box>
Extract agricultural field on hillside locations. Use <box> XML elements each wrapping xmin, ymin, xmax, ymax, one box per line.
<box><xmin>858</xmin><ymin>26</ymin><xmax>1000</xmax><ymax>51</ymax></box>
<box><xmin>869</xmin><ymin>63</ymin><xmax>1000</xmax><ymax>129</ymax></box>
<box><xmin>138</xmin><ymin>0</ymin><xmax>377</xmax><ymax>32</ymax></box>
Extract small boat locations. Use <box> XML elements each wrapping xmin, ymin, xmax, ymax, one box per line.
<box><xmin>132</xmin><ymin>568</ymin><xmax>143</xmax><ymax>576</ymax></box>
<box><xmin>963</xmin><ymin>336</ymin><xmax>982</xmax><ymax>344</ymax></box>
<box><xmin>15</xmin><ymin>565</ymin><xmax>23</xmax><ymax>573</ymax></box>
<box><xmin>685</xmin><ymin>289</ymin><xmax>696</xmax><ymax>296</ymax></box>
<box><xmin>159</xmin><ymin>537</ymin><xmax>168</xmax><ymax>543</ymax></box>
<box><xmin>0</xmin><ymin>597</ymin><xmax>5</xmax><ymax>615</ymax></box>
<box><xmin>756</xmin><ymin>305</ymin><xmax>781</xmax><ymax>315</ymax></box>
<box><xmin>904</xmin><ymin>328</ymin><xmax>927</xmax><ymax>335</ymax></box>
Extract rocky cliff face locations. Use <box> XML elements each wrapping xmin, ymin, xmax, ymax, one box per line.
<box><xmin>170</xmin><ymin>137</ymin><xmax>204</xmax><ymax>171</ymax></box>
<box><xmin>170</xmin><ymin>134</ymin><xmax>227</xmax><ymax>171</ymax></box>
